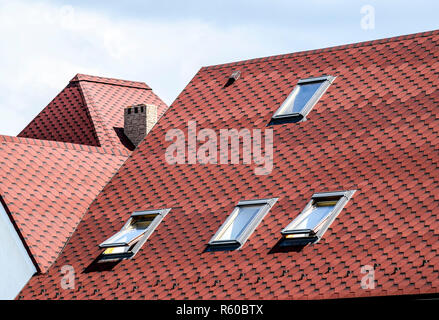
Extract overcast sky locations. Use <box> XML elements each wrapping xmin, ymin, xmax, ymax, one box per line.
<box><xmin>0</xmin><ymin>0</ymin><xmax>438</xmax><ymax>136</ymax></box>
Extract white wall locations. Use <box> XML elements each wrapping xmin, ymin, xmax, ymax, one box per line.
<box><xmin>0</xmin><ymin>202</ymin><xmax>36</xmax><ymax>300</ymax></box>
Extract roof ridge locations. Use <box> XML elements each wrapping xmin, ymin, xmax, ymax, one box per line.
<box><xmin>203</xmin><ymin>29</ymin><xmax>439</xmax><ymax>70</ymax></box>
<box><xmin>76</xmin><ymin>80</ymin><xmax>118</xmax><ymax>148</ymax></box>
<box><xmin>0</xmin><ymin>135</ymin><xmax>130</xmax><ymax>156</ymax></box>
<box><xmin>70</xmin><ymin>73</ymin><xmax>151</xmax><ymax>90</ymax></box>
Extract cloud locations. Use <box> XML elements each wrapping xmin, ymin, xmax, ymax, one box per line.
<box><xmin>0</xmin><ymin>0</ymin><xmax>295</xmax><ymax>136</ymax></box>
<box><xmin>2</xmin><ymin>0</ymin><xmax>436</xmax><ymax>136</ymax></box>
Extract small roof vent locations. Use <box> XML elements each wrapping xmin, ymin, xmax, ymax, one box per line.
<box><xmin>224</xmin><ymin>70</ymin><xmax>241</xmax><ymax>87</ymax></box>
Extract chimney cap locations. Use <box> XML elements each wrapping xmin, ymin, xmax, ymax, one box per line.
<box><xmin>125</xmin><ymin>104</ymin><xmax>158</xmax><ymax>114</ymax></box>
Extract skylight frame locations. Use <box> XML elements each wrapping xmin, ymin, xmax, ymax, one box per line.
<box><xmin>281</xmin><ymin>190</ymin><xmax>355</xmax><ymax>244</ymax></box>
<box><xmin>208</xmin><ymin>198</ymin><xmax>277</xmax><ymax>249</ymax></box>
<box><xmin>272</xmin><ymin>75</ymin><xmax>335</xmax><ymax>120</ymax></box>
<box><xmin>99</xmin><ymin>208</ymin><xmax>171</xmax><ymax>260</ymax></box>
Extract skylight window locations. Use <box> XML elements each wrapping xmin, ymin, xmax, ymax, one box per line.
<box><xmin>281</xmin><ymin>191</ymin><xmax>355</xmax><ymax>245</ymax></box>
<box><xmin>99</xmin><ymin>208</ymin><xmax>170</xmax><ymax>260</ymax></box>
<box><xmin>208</xmin><ymin>198</ymin><xmax>277</xmax><ymax>249</ymax></box>
<box><xmin>272</xmin><ymin>76</ymin><xmax>335</xmax><ymax>120</ymax></box>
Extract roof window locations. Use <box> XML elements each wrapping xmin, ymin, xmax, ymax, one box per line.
<box><xmin>281</xmin><ymin>190</ymin><xmax>354</xmax><ymax>246</ymax></box>
<box><xmin>272</xmin><ymin>76</ymin><xmax>335</xmax><ymax>121</ymax></box>
<box><xmin>208</xmin><ymin>198</ymin><xmax>277</xmax><ymax>250</ymax></box>
<box><xmin>99</xmin><ymin>208</ymin><xmax>170</xmax><ymax>260</ymax></box>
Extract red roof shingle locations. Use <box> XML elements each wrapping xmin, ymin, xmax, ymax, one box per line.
<box><xmin>18</xmin><ymin>30</ymin><xmax>439</xmax><ymax>299</ymax></box>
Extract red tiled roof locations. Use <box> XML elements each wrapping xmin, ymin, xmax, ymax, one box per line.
<box><xmin>1</xmin><ymin>74</ymin><xmax>168</xmax><ymax>273</ymax></box>
<box><xmin>18</xmin><ymin>74</ymin><xmax>168</xmax><ymax>151</ymax></box>
<box><xmin>19</xmin><ymin>30</ymin><xmax>439</xmax><ymax>299</ymax></box>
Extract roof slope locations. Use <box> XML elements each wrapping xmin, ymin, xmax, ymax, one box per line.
<box><xmin>0</xmin><ymin>136</ymin><xmax>129</xmax><ymax>272</ymax></box>
<box><xmin>18</xmin><ymin>74</ymin><xmax>168</xmax><ymax>151</ymax></box>
<box><xmin>2</xmin><ymin>74</ymin><xmax>168</xmax><ymax>273</ymax></box>
<box><xmin>19</xmin><ymin>30</ymin><xmax>439</xmax><ymax>299</ymax></box>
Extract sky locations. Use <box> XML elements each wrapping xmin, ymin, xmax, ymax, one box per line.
<box><xmin>0</xmin><ymin>0</ymin><xmax>438</xmax><ymax>136</ymax></box>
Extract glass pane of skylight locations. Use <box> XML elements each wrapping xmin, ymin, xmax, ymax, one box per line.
<box><xmin>278</xmin><ymin>81</ymin><xmax>324</xmax><ymax>115</ymax></box>
<box><xmin>103</xmin><ymin>246</ymin><xmax>129</xmax><ymax>255</ymax></box>
<box><xmin>108</xmin><ymin>227</ymin><xmax>146</xmax><ymax>245</ymax></box>
<box><xmin>217</xmin><ymin>205</ymin><xmax>262</xmax><ymax>241</ymax></box>
<box><xmin>104</xmin><ymin>215</ymin><xmax>156</xmax><ymax>246</ymax></box>
<box><xmin>292</xmin><ymin>202</ymin><xmax>335</xmax><ymax>231</ymax></box>
<box><xmin>132</xmin><ymin>216</ymin><xmax>155</xmax><ymax>229</ymax></box>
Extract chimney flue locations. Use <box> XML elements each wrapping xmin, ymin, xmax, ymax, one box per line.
<box><xmin>124</xmin><ymin>103</ymin><xmax>157</xmax><ymax>148</ymax></box>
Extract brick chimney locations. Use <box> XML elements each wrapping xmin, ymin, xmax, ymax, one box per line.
<box><xmin>123</xmin><ymin>104</ymin><xmax>157</xmax><ymax>148</ymax></box>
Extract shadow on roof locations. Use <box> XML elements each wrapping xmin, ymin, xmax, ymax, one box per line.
<box><xmin>268</xmin><ymin>238</ymin><xmax>310</xmax><ymax>254</ymax></box>
<box><xmin>83</xmin><ymin>256</ymin><xmax>122</xmax><ymax>273</ymax></box>
<box><xmin>114</xmin><ymin>127</ymin><xmax>135</xmax><ymax>151</ymax></box>
<box><xmin>267</xmin><ymin>115</ymin><xmax>304</xmax><ymax>126</ymax></box>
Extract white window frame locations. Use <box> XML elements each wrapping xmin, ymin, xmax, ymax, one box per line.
<box><xmin>272</xmin><ymin>75</ymin><xmax>335</xmax><ymax>120</ymax></box>
<box><xmin>99</xmin><ymin>208</ymin><xmax>170</xmax><ymax>260</ymax></box>
<box><xmin>281</xmin><ymin>190</ymin><xmax>355</xmax><ymax>243</ymax></box>
<box><xmin>208</xmin><ymin>198</ymin><xmax>277</xmax><ymax>249</ymax></box>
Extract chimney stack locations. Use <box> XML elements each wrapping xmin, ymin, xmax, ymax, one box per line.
<box><xmin>124</xmin><ymin>104</ymin><xmax>157</xmax><ymax>148</ymax></box>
